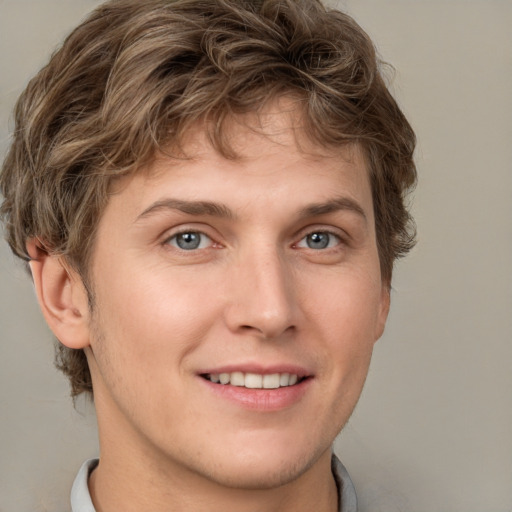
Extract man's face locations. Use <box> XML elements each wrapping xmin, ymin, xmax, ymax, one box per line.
<box><xmin>84</xmin><ymin>107</ymin><xmax>389</xmax><ymax>489</ymax></box>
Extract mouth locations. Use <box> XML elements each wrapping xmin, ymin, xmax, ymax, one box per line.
<box><xmin>200</xmin><ymin>372</ymin><xmax>308</xmax><ymax>389</ymax></box>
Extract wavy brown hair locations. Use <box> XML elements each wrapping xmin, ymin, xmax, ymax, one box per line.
<box><xmin>0</xmin><ymin>0</ymin><xmax>416</xmax><ymax>397</ymax></box>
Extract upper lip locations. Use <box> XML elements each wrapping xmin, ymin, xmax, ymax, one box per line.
<box><xmin>197</xmin><ymin>363</ymin><xmax>312</xmax><ymax>378</ymax></box>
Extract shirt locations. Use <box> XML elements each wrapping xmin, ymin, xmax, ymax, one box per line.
<box><xmin>71</xmin><ymin>454</ymin><xmax>357</xmax><ymax>511</ymax></box>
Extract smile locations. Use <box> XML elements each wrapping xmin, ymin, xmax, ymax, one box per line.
<box><xmin>203</xmin><ymin>372</ymin><xmax>303</xmax><ymax>389</ymax></box>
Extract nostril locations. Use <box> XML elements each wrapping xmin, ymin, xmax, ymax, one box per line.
<box><xmin>237</xmin><ymin>323</ymin><xmax>296</xmax><ymax>339</ymax></box>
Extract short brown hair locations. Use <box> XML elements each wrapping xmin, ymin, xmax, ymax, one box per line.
<box><xmin>0</xmin><ymin>0</ymin><xmax>416</xmax><ymax>397</ymax></box>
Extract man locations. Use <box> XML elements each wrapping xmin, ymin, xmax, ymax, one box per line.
<box><xmin>0</xmin><ymin>0</ymin><xmax>416</xmax><ymax>510</ymax></box>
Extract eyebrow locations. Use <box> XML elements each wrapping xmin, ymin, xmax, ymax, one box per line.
<box><xmin>299</xmin><ymin>197</ymin><xmax>367</xmax><ymax>222</ymax></box>
<box><xmin>135</xmin><ymin>196</ymin><xmax>367</xmax><ymax>223</ymax></box>
<box><xmin>136</xmin><ymin>199</ymin><xmax>235</xmax><ymax>222</ymax></box>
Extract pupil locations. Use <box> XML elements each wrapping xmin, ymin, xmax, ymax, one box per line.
<box><xmin>177</xmin><ymin>232</ymin><xmax>200</xmax><ymax>250</ymax></box>
<box><xmin>307</xmin><ymin>232</ymin><xmax>329</xmax><ymax>249</ymax></box>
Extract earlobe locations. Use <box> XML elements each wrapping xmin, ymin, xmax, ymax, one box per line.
<box><xmin>27</xmin><ymin>239</ymin><xmax>91</xmax><ymax>349</ymax></box>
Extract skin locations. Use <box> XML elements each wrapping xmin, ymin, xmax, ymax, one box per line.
<box><xmin>29</xmin><ymin>105</ymin><xmax>389</xmax><ymax>512</ymax></box>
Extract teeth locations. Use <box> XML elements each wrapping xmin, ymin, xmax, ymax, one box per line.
<box><xmin>279</xmin><ymin>373</ymin><xmax>290</xmax><ymax>386</ymax></box>
<box><xmin>205</xmin><ymin>372</ymin><xmax>302</xmax><ymax>389</ymax></box>
<box><xmin>263</xmin><ymin>374</ymin><xmax>280</xmax><ymax>389</ymax></box>
<box><xmin>245</xmin><ymin>373</ymin><xmax>263</xmax><ymax>388</ymax></box>
<box><xmin>230</xmin><ymin>371</ymin><xmax>245</xmax><ymax>386</ymax></box>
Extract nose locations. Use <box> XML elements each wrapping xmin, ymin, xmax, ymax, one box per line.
<box><xmin>223</xmin><ymin>246</ymin><xmax>298</xmax><ymax>340</ymax></box>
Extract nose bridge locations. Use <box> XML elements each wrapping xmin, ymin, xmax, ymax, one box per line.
<box><xmin>226</xmin><ymin>241</ymin><xmax>297</xmax><ymax>338</ymax></box>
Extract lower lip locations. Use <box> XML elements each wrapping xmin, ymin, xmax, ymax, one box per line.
<box><xmin>199</xmin><ymin>377</ymin><xmax>312</xmax><ymax>411</ymax></box>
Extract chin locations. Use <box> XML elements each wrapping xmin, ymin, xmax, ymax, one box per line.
<box><xmin>202</xmin><ymin>459</ymin><xmax>312</xmax><ymax>490</ymax></box>
<box><xmin>193</xmin><ymin>438</ymin><xmax>330</xmax><ymax>490</ymax></box>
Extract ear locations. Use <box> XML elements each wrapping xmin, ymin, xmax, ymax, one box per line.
<box><xmin>27</xmin><ymin>239</ymin><xmax>91</xmax><ymax>349</ymax></box>
<box><xmin>374</xmin><ymin>282</ymin><xmax>391</xmax><ymax>342</ymax></box>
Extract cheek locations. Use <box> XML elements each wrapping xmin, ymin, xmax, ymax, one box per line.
<box><xmin>306</xmin><ymin>265</ymin><xmax>384</xmax><ymax>340</ymax></box>
<box><xmin>303</xmin><ymin>269</ymin><xmax>382</xmax><ymax>388</ymax></box>
<box><xmin>87</xmin><ymin>272</ymin><xmax>219</xmax><ymax>424</ymax></box>
<box><xmin>89</xmin><ymin>266</ymin><xmax>221</xmax><ymax>382</ymax></box>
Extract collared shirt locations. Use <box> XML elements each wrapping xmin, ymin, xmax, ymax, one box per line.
<box><xmin>71</xmin><ymin>454</ymin><xmax>357</xmax><ymax>511</ymax></box>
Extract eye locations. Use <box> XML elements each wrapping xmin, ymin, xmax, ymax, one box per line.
<box><xmin>296</xmin><ymin>231</ymin><xmax>341</xmax><ymax>250</ymax></box>
<box><xmin>166</xmin><ymin>231</ymin><xmax>213</xmax><ymax>251</ymax></box>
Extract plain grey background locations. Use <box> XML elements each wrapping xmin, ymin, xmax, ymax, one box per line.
<box><xmin>1</xmin><ymin>1</ymin><xmax>511</xmax><ymax>511</ymax></box>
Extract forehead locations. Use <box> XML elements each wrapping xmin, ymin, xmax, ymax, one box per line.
<box><xmin>106</xmin><ymin>101</ymin><xmax>372</xmax><ymax>223</ymax></box>
<box><xmin>181</xmin><ymin>97</ymin><xmax>360</xmax><ymax>161</ymax></box>
<box><xmin>142</xmin><ymin>102</ymin><xmax>367</xmax><ymax>182</ymax></box>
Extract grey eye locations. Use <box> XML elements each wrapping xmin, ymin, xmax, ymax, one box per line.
<box><xmin>168</xmin><ymin>232</ymin><xmax>211</xmax><ymax>250</ymax></box>
<box><xmin>297</xmin><ymin>231</ymin><xmax>340</xmax><ymax>250</ymax></box>
<box><xmin>306</xmin><ymin>232</ymin><xmax>330</xmax><ymax>249</ymax></box>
